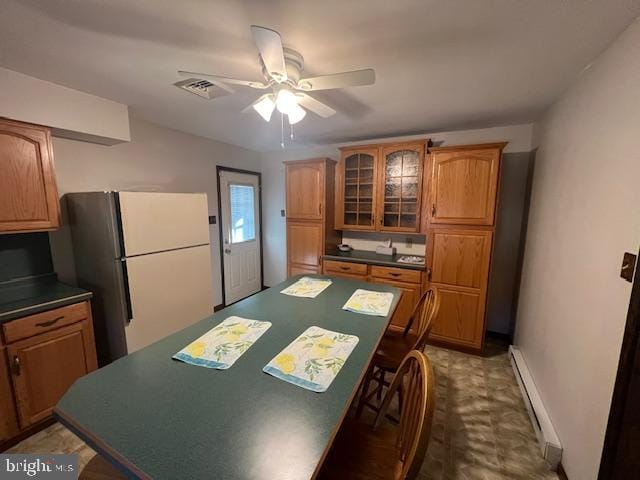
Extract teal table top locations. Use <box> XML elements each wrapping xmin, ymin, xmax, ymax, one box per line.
<box><xmin>55</xmin><ymin>275</ymin><xmax>399</xmax><ymax>480</ymax></box>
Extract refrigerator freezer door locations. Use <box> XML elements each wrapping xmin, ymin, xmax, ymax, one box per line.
<box><xmin>118</xmin><ymin>192</ymin><xmax>210</xmax><ymax>256</ymax></box>
<box><xmin>124</xmin><ymin>244</ymin><xmax>213</xmax><ymax>353</ymax></box>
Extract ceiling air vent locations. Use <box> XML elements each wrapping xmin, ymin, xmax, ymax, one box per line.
<box><xmin>173</xmin><ymin>78</ymin><xmax>231</xmax><ymax>100</ymax></box>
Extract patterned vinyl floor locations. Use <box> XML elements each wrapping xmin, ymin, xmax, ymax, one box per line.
<box><xmin>8</xmin><ymin>343</ymin><xmax>559</xmax><ymax>479</ymax></box>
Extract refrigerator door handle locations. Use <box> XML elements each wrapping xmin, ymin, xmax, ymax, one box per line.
<box><xmin>116</xmin><ymin>258</ymin><xmax>134</xmax><ymax>323</ymax></box>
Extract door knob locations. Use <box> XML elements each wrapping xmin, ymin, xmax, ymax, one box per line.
<box><xmin>224</xmin><ymin>248</ymin><xmax>231</xmax><ymax>254</ymax></box>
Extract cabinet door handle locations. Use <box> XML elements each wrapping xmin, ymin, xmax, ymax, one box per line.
<box><xmin>431</xmin><ymin>204</ymin><xmax>436</xmax><ymax>217</ymax></box>
<box><xmin>340</xmin><ymin>266</ymin><xmax>351</xmax><ymax>271</ymax></box>
<box><xmin>13</xmin><ymin>356</ymin><xmax>21</xmax><ymax>376</ymax></box>
<box><xmin>35</xmin><ymin>316</ymin><xmax>64</xmax><ymax>328</ymax></box>
<box><xmin>389</xmin><ymin>272</ymin><xmax>401</xmax><ymax>277</ymax></box>
<box><xmin>319</xmin><ymin>203</ymin><xmax>322</xmax><ymax>215</ymax></box>
<box><xmin>427</xmin><ymin>268</ymin><xmax>432</xmax><ymax>281</ymax></box>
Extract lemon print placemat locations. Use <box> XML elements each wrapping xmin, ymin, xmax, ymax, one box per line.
<box><xmin>280</xmin><ymin>277</ymin><xmax>332</xmax><ymax>298</ymax></box>
<box><xmin>263</xmin><ymin>326</ymin><xmax>359</xmax><ymax>393</ymax></box>
<box><xmin>173</xmin><ymin>316</ymin><xmax>271</xmax><ymax>369</ymax></box>
<box><xmin>342</xmin><ymin>289</ymin><xmax>394</xmax><ymax>316</ymax></box>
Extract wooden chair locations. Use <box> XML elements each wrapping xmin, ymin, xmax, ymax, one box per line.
<box><xmin>79</xmin><ymin>455</ymin><xmax>126</xmax><ymax>480</ymax></box>
<box><xmin>319</xmin><ymin>350</ymin><xmax>436</xmax><ymax>480</ymax></box>
<box><xmin>356</xmin><ymin>287</ymin><xmax>440</xmax><ymax>418</ymax></box>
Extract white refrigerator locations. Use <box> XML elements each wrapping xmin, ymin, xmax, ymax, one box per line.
<box><xmin>67</xmin><ymin>191</ymin><xmax>214</xmax><ymax>365</ymax></box>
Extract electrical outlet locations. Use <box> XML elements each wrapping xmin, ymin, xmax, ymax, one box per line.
<box><xmin>621</xmin><ymin>252</ymin><xmax>637</xmax><ymax>283</ymax></box>
<box><xmin>281</xmin><ymin>209</ymin><xmax>286</xmax><ymax>217</ymax></box>
<box><xmin>405</xmin><ymin>237</ymin><xmax>413</xmax><ymax>248</ymax></box>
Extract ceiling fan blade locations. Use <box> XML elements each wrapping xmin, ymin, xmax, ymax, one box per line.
<box><xmin>241</xmin><ymin>94</ymin><xmax>271</xmax><ymax>113</ymax></box>
<box><xmin>250</xmin><ymin>25</ymin><xmax>287</xmax><ymax>82</ymax></box>
<box><xmin>296</xmin><ymin>69</ymin><xmax>375</xmax><ymax>91</ymax></box>
<box><xmin>177</xmin><ymin>71</ymin><xmax>267</xmax><ymax>89</ymax></box>
<box><xmin>297</xmin><ymin>93</ymin><xmax>336</xmax><ymax>118</ymax></box>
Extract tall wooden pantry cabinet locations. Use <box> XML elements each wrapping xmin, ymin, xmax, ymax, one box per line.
<box><xmin>285</xmin><ymin>158</ymin><xmax>340</xmax><ymax>276</ymax></box>
<box><xmin>425</xmin><ymin>143</ymin><xmax>506</xmax><ymax>351</ymax></box>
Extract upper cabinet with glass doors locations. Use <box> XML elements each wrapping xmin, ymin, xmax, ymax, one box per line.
<box><xmin>335</xmin><ymin>148</ymin><xmax>378</xmax><ymax>230</ymax></box>
<box><xmin>335</xmin><ymin>140</ymin><xmax>427</xmax><ymax>233</ymax></box>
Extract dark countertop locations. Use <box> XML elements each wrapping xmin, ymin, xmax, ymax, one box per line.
<box><xmin>323</xmin><ymin>248</ymin><xmax>426</xmax><ymax>271</ymax></box>
<box><xmin>0</xmin><ymin>274</ymin><xmax>92</xmax><ymax>324</ymax></box>
<box><xmin>56</xmin><ymin>275</ymin><xmax>400</xmax><ymax>480</ymax></box>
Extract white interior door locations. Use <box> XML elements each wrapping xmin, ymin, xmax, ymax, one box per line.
<box><xmin>219</xmin><ymin>170</ymin><xmax>262</xmax><ymax>304</ymax></box>
<box><xmin>125</xmin><ymin>244</ymin><xmax>213</xmax><ymax>353</ymax></box>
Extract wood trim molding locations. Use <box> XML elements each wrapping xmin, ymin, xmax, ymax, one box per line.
<box><xmin>339</xmin><ymin>138</ymin><xmax>430</xmax><ymax>151</ymax></box>
<box><xmin>598</xmin><ymin>247</ymin><xmax>640</xmax><ymax>479</ymax></box>
<box><xmin>283</xmin><ymin>157</ymin><xmax>336</xmax><ymax>165</ymax></box>
<box><xmin>428</xmin><ymin>142</ymin><xmax>508</xmax><ymax>153</ymax></box>
<box><xmin>557</xmin><ymin>462</ymin><xmax>569</xmax><ymax>480</ymax></box>
<box><xmin>215</xmin><ymin>166</ymin><xmax>264</xmax><ymax>307</ymax></box>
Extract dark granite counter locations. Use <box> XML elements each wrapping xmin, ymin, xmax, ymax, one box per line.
<box><xmin>0</xmin><ymin>274</ymin><xmax>92</xmax><ymax>324</ymax></box>
<box><xmin>323</xmin><ymin>249</ymin><xmax>426</xmax><ymax>271</ymax></box>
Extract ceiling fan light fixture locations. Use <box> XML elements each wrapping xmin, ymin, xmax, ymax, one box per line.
<box><xmin>275</xmin><ymin>88</ymin><xmax>299</xmax><ymax>114</ymax></box>
<box><xmin>287</xmin><ymin>103</ymin><xmax>307</xmax><ymax>124</ymax></box>
<box><xmin>253</xmin><ymin>94</ymin><xmax>276</xmax><ymax>121</ymax></box>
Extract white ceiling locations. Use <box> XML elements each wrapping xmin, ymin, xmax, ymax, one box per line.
<box><xmin>1</xmin><ymin>0</ymin><xmax>639</xmax><ymax>152</ymax></box>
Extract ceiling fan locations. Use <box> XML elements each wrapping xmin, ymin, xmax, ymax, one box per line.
<box><xmin>178</xmin><ymin>25</ymin><xmax>375</xmax><ymax>126</ymax></box>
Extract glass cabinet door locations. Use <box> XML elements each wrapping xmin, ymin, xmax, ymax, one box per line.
<box><xmin>379</xmin><ymin>145</ymin><xmax>424</xmax><ymax>231</ymax></box>
<box><xmin>341</xmin><ymin>150</ymin><xmax>377</xmax><ymax>229</ymax></box>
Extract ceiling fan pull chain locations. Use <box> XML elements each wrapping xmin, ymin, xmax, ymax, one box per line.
<box><xmin>280</xmin><ymin>112</ymin><xmax>285</xmax><ymax>149</ymax></box>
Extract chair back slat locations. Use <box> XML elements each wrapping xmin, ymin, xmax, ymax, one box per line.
<box><xmin>404</xmin><ymin>287</ymin><xmax>441</xmax><ymax>352</ymax></box>
<box><xmin>373</xmin><ymin>350</ymin><xmax>436</xmax><ymax>480</ymax></box>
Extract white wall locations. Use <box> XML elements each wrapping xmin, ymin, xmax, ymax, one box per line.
<box><xmin>0</xmin><ymin>67</ymin><xmax>130</xmax><ymax>145</ymax></box>
<box><xmin>49</xmin><ymin>116</ymin><xmax>261</xmax><ymax>307</ymax></box>
<box><xmin>515</xmin><ymin>18</ymin><xmax>640</xmax><ymax>480</ymax></box>
<box><xmin>261</xmin><ymin>123</ymin><xmax>534</xmax><ymax>287</ymax></box>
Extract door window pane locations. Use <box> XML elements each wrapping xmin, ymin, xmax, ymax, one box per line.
<box><xmin>230</xmin><ymin>184</ymin><xmax>256</xmax><ymax>243</ymax></box>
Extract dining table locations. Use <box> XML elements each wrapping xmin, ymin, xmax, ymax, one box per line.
<box><xmin>54</xmin><ymin>275</ymin><xmax>400</xmax><ymax>480</ymax></box>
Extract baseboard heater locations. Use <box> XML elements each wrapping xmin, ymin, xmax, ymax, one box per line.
<box><xmin>509</xmin><ymin>346</ymin><xmax>563</xmax><ymax>470</ymax></box>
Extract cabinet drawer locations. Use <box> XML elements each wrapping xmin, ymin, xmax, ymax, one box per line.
<box><xmin>370</xmin><ymin>265</ymin><xmax>422</xmax><ymax>284</ymax></box>
<box><xmin>323</xmin><ymin>260</ymin><xmax>368</xmax><ymax>276</ymax></box>
<box><xmin>2</xmin><ymin>302</ymin><xmax>89</xmax><ymax>344</ymax></box>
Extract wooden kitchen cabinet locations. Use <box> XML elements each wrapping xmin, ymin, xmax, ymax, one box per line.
<box><xmin>335</xmin><ymin>140</ymin><xmax>428</xmax><ymax>232</ymax></box>
<box><xmin>285</xmin><ymin>159</ymin><xmax>340</xmax><ymax>277</ymax></box>
<box><xmin>9</xmin><ymin>320</ymin><xmax>97</xmax><ymax>428</ymax></box>
<box><xmin>429</xmin><ymin>286</ymin><xmax>485</xmax><ymax>348</ymax></box>
<box><xmin>427</xmin><ymin>228</ymin><xmax>493</xmax><ymax>350</ymax></box>
<box><xmin>0</xmin><ymin>118</ymin><xmax>60</xmax><ymax>233</ymax></box>
<box><xmin>427</xmin><ymin>143</ymin><xmax>504</xmax><ymax>226</ymax></box>
<box><xmin>377</xmin><ymin>143</ymin><xmax>424</xmax><ymax>232</ymax></box>
<box><xmin>0</xmin><ymin>347</ymin><xmax>19</xmax><ymax>443</ymax></box>
<box><xmin>287</xmin><ymin>222</ymin><xmax>324</xmax><ymax>274</ymax></box>
<box><xmin>0</xmin><ymin>300</ymin><xmax>97</xmax><ymax>447</ymax></box>
<box><xmin>321</xmin><ymin>260</ymin><xmax>425</xmax><ymax>332</ymax></box>
<box><xmin>285</xmin><ymin>161</ymin><xmax>325</xmax><ymax>220</ymax></box>
<box><xmin>369</xmin><ymin>277</ymin><xmax>421</xmax><ymax>331</ymax></box>
<box><xmin>335</xmin><ymin>148</ymin><xmax>379</xmax><ymax>230</ymax></box>
<box><xmin>323</xmin><ymin>260</ymin><xmax>368</xmax><ymax>277</ymax></box>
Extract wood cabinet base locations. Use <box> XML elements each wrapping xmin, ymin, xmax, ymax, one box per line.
<box><xmin>0</xmin><ymin>301</ymin><xmax>97</xmax><ymax>449</ymax></box>
<box><xmin>321</xmin><ymin>262</ymin><xmax>424</xmax><ymax>332</ymax></box>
